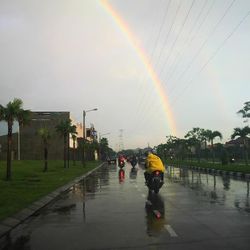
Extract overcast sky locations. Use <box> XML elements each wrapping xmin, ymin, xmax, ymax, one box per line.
<box><xmin>0</xmin><ymin>0</ymin><xmax>249</xmax><ymax>150</ymax></box>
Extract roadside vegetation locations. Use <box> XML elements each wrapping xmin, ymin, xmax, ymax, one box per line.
<box><xmin>0</xmin><ymin>160</ymin><xmax>100</xmax><ymax>221</ymax></box>
<box><xmin>156</xmin><ymin>101</ymin><xmax>250</xmax><ymax>173</ymax></box>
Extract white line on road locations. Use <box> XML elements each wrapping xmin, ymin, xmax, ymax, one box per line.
<box><xmin>164</xmin><ymin>225</ymin><xmax>178</xmax><ymax>237</ymax></box>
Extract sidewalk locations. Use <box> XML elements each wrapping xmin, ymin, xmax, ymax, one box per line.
<box><xmin>0</xmin><ymin>162</ymin><xmax>106</xmax><ymax>242</ymax></box>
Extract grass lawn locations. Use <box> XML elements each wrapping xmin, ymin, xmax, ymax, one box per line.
<box><xmin>0</xmin><ymin>160</ymin><xmax>101</xmax><ymax>221</ymax></box>
<box><xmin>165</xmin><ymin>159</ymin><xmax>250</xmax><ymax>173</ymax></box>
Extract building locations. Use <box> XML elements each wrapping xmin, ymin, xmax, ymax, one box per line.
<box><xmin>20</xmin><ymin>111</ymin><xmax>70</xmax><ymax>160</ymax></box>
<box><xmin>0</xmin><ymin>111</ymin><xmax>98</xmax><ymax>160</ymax></box>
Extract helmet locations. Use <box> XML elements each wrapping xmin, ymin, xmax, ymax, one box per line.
<box><xmin>144</xmin><ymin>148</ymin><xmax>153</xmax><ymax>157</ymax></box>
<box><xmin>152</xmin><ymin>148</ymin><xmax>157</xmax><ymax>154</ymax></box>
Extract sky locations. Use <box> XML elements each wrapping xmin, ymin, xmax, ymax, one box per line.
<box><xmin>0</xmin><ymin>0</ymin><xmax>249</xmax><ymax>150</ymax></box>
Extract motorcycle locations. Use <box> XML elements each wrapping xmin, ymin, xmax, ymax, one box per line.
<box><xmin>146</xmin><ymin>170</ymin><xmax>164</xmax><ymax>194</ymax></box>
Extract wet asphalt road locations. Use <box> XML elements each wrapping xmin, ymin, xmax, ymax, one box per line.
<box><xmin>2</xmin><ymin>163</ymin><xmax>250</xmax><ymax>250</ymax></box>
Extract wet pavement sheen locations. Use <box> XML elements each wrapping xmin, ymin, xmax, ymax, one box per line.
<box><xmin>1</xmin><ymin>164</ymin><xmax>250</xmax><ymax>250</ymax></box>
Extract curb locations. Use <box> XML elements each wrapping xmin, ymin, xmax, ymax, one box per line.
<box><xmin>0</xmin><ymin>162</ymin><xmax>106</xmax><ymax>241</ymax></box>
<box><xmin>177</xmin><ymin>165</ymin><xmax>249</xmax><ymax>180</ymax></box>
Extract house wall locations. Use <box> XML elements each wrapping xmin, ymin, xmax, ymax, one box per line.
<box><xmin>20</xmin><ymin>112</ymin><xmax>70</xmax><ymax>160</ymax></box>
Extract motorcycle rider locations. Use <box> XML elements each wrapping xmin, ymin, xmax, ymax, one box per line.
<box><xmin>130</xmin><ymin>154</ymin><xmax>137</xmax><ymax>168</ymax></box>
<box><xmin>118</xmin><ymin>154</ymin><xmax>125</xmax><ymax>167</ymax></box>
<box><xmin>144</xmin><ymin>149</ymin><xmax>165</xmax><ymax>184</ymax></box>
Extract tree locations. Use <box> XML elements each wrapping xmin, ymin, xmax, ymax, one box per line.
<box><xmin>99</xmin><ymin>137</ymin><xmax>109</xmax><ymax>160</ymax></box>
<box><xmin>184</xmin><ymin>128</ymin><xmax>205</xmax><ymax>162</ymax></box>
<box><xmin>231</xmin><ymin>126</ymin><xmax>250</xmax><ymax>165</ymax></box>
<box><xmin>0</xmin><ymin>98</ymin><xmax>31</xmax><ymax>180</ymax></box>
<box><xmin>55</xmin><ymin>119</ymin><xmax>77</xmax><ymax>168</ymax></box>
<box><xmin>237</xmin><ymin>101</ymin><xmax>250</xmax><ymax>123</ymax></box>
<box><xmin>201</xmin><ymin>129</ymin><xmax>212</xmax><ymax>160</ymax></box>
<box><xmin>85</xmin><ymin>140</ymin><xmax>99</xmax><ymax>161</ymax></box>
<box><xmin>206</xmin><ymin>130</ymin><xmax>223</xmax><ymax>163</ymax></box>
<box><xmin>37</xmin><ymin>127</ymin><xmax>51</xmax><ymax>172</ymax></box>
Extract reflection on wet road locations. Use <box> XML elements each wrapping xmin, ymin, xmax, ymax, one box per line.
<box><xmin>167</xmin><ymin>166</ymin><xmax>250</xmax><ymax>213</ymax></box>
<box><xmin>2</xmin><ymin>163</ymin><xmax>250</xmax><ymax>250</ymax></box>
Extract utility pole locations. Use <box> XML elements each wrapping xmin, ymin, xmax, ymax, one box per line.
<box><xmin>82</xmin><ymin>108</ymin><xmax>98</xmax><ymax>165</ymax></box>
<box><xmin>118</xmin><ymin>129</ymin><xmax>124</xmax><ymax>152</ymax></box>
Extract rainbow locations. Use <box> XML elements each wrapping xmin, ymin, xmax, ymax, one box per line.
<box><xmin>100</xmin><ymin>0</ymin><xmax>178</xmax><ymax>136</ymax></box>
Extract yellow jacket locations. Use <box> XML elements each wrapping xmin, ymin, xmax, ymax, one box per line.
<box><xmin>146</xmin><ymin>153</ymin><xmax>165</xmax><ymax>173</ymax></box>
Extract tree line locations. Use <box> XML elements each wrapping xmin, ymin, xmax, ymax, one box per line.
<box><xmin>156</xmin><ymin>101</ymin><xmax>250</xmax><ymax>166</ymax></box>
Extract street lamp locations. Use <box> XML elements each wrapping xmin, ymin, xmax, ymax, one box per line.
<box><xmin>82</xmin><ymin>108</ymin><xmax>98</xmax><ymax>164</ymax></box>
<box><xmin>99</xmin><ymin>132</ymin><xmax>110</xmax><ymax>142</ymax></box>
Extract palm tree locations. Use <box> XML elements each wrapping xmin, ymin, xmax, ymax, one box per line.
<box><xmin>0</xmin><ymin>98</ymin><xmax>31</xmax><ymax>180</ymax></box>
<box><xmin>99</xmin><ymin>137</ymin><xmax>109</xmax><ymax>160</ymax></box>
<box><xmin>231</xmin><ymin>126</ymin><xmax>250</xmax><ymax>165</ymax></box>
<box><xmin>237</xmin><ymin>101</ymin><xmax>250</xmax><ymax>123</ymax></box>
<box><xmin>200</xmin><ymin>129</ymin><xmax>211</xmax><ymax>160</ymax></box>
<box><xmin>37</xmin><ymin>127</ymin><xmax>51</xmax><ymax>172</ymax></box>
<box><xmin>55</xmin><ymin>119</ymin><xmax>77</xmax><ymax>168</ymax></box>
<box><xmin>207</xmin><ymin>130</ymin><xmax>223</xmax><ymax>163</ymax></box>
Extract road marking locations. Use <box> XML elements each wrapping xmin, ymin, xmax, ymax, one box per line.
<box><xmin>164</xmin><ymin>225</ymin><xmax>178</xmax><ymax>237</ymax></box>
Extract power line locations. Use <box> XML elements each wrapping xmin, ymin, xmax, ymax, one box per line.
<box><xmin>165</xmin><ymin>0</ymin><xmax>213</xmax><ymax>84</ymax></box>
<box><xmin>167</xmin><ymin>0</ymin><xmax>236</xmax><ymax>97</ymax></box>
<box><xmin>149</xmin><ymin>0</ymin><xmax>172</xmax><ymax>63</ymax></box>
<box><xmin>134</xmin><ymin>1</ymin><xmax>166</xmax><ymax>126</ymax></box>
<box><xmin>134</xmin><ymin>1</ymin><xmax>183</xmax><ymax>128</ymax></box>
<box><xmin>158</xmin><ymin>0</ymin><xmax>196</xmax><ymax>79</ymax></box>
<box><xmin>153</xmin><ymin>0</ymin><xmax>182</xmax><ymax>70</ymax></box>
<box><xmin>138</xmin><ymin>0</ymin><xmax>195</xmax><ymax>131</ymax></box>
<box><xmin>134</xmin><ymin>1</ymin><xmax>173</xmax><ymax>130</ymax></box>
<box><xmin>171</xmin><ymin>10</ymin><xmax>250</xmax><ymax>106</ymax></box>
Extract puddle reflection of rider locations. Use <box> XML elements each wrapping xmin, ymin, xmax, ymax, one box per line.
<box><xmin>145</xmin><ymin>192</ymin><xmax>166</xmax><ymax>236</ymax></box>
<box><xmin>118</xmin><ymin>168</ymin><xmax>125</xmax><ymax>183</ymax></box>
<box><xmin>129</xmin><ymin>167</ymin><xmax>138</xmax><ymax>179</ymax></box>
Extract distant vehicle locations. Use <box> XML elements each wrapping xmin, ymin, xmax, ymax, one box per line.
<box><xmin>107</xmin><ymin>155</ymin><xmax>116</xmax><ymax>164</ymax></box>
<box><xmin>139</xmin><ymin>156</ymin><xmax>146</xmax><ymax>166</ymax></box>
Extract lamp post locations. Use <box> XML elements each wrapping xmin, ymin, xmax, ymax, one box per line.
<box><xmin>82</xmin><ymin>108</ymin><xmax>98</xmax><ymax>165</ymax></box>
<box><xmin>99</xmin><ymin>132</ymin><xmax>110</xmax><ymax>142</ymax></box>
